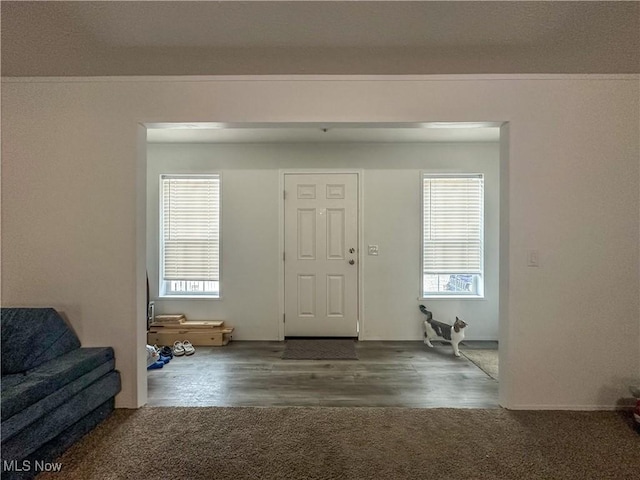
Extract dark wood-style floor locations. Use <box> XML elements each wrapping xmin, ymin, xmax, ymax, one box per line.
<box><xmin>146</xmin><ymin>341</ymin><xmax>499</xmax><ymax>408</ymax></box>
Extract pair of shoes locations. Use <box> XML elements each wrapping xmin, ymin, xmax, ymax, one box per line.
<box><xmin>147</xmin><ymin>360</ymin><xmax>164</xmax><ymax>370</ymax></box>
<box><xmin>173</xmin><ymin>340</ymin><xmax>196</xmax><ymax>356</ymax></box>
<box><xmin>153</xmin><ymin>345</ymin><xmax>171</xmax><ymax>364</ymax></box>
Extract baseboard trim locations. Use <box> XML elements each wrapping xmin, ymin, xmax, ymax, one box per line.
<box><xmin>3</xmin><ymin>74</ymin><xmax>639</xmax><ymax>84</ymax></box>
<box><xmin>506</xmin><ymin>404</ymin><xmax>634</xmax><ymax>412</ymax></box>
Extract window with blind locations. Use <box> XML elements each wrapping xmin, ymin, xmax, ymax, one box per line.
<box><xmin>160</xmin><ymin>174</ymin><xmax>220</xmax><ymax>297</ymax></box>
<box><xmin>422</xmin><ymin>174</ymin><xmax>484</xmax><ymax>297</ymax></box>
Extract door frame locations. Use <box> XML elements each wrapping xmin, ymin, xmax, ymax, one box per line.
<box><xmin>278</xmin><ymin>169</ymin><xmax>363</xmax><ymax>341</ymax></box>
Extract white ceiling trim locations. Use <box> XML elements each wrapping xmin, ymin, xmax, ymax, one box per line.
<box><xmin>145</xmin><ymin>124</ymin><xmax>502</xmax><ymax>144</ymax></box>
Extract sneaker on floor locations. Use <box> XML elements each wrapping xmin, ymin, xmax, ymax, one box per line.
<box><xmin>147</xmin><ymin>360</ymin><xmax>164</xmax><ymax>370</ymax></box>
<box><xmin>160</xmin><ymin>345</ymin><xmax>173</xmax><ymax>358</ymax></box>
<box><xmin>146</xmin><ymin>344</ymin><xmax>160</xmax><ymax>367</ymax></box>
<box><xmin>173</xmin><ymin>341</ymin><xmax>185</xmax><ymax>356</ymax></box>
<box><xmin>183</xmin><ymin>340</ymin><xmax>195</xmax><ymax>356</ymax></box>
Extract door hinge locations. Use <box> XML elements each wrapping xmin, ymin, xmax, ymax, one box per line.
<box><xmin>283</xmin><ymin>190</ymin><xmax>287</xmax><ymax>200</ymax></box>
<box><xmin>283</xmin><ymin>252</ymin><xmax>285</xmax><ymax>261</ymax></box>
<box><xmin>283</xmin><ymin>314</ymin><xmax>286</xmax><ymax>323</ymax></box>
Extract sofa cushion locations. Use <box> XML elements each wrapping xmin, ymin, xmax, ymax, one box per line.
<box><xmin>1</xmin><ymin>371</ymin><xmax>121</xmax><ymax>462</ymax></box>
<box><xmin>1</xmin><ymin>308</ymin><xmax>81</xmax><ymax>375</ymax></box>
<box><xmin>1</xmin><ymin>347</ymin><xmax>115</xmax><ymax>422</ymax></box>
<box><xmin>1</xmin><ymin>359</ymin><xmax>115</xmax><ymax>442</ymax></box>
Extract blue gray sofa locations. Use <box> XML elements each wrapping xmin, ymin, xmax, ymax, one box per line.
<box><xmin>1</xmin><ymin>308</ymin><xmax>121</xmax><ymax>479</ymax></box>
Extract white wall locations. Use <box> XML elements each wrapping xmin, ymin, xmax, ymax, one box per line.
<box><xmin>2</xmin><ymin>76</ymin><xmax>638</xmax><ymax>410</ymax></box>
<box><xmin>147</xmin><ymin>142</ymin><xmax>500</xmax><ymax>341</ymax></box>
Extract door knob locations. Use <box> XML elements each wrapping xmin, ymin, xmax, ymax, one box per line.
<box><xmin>349</xmin><ymin>259</ymin><xmax>355</xmax><ymax>265</ymax></box>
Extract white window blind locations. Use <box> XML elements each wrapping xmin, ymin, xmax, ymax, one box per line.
<box><xmin>161</xmin><ymin>175</ymin><xmax>220</xmax><ymax>283</ymax></box>
<box><xmin>423</xmin><ymin>175</ymin><xmax>484</xmax><ymax>274</ymax></box>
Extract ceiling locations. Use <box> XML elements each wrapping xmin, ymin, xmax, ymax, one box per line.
<box><xmin>146</xmin><ymin>123</ymin><xmax>501</xmax><ymax>144</ymax></box>
<box><xmin>2</xmin><ymin>1</ymin><xmax>639</xmax><ymax>76</ymax></box>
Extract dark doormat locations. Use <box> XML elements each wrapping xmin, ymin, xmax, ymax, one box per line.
<box><xmin>282</xmin><ymin>339</ymin><xmax>358</xmax><ymax>360</ymax></box>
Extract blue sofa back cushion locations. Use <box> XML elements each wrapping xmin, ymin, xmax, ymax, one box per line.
<box><xmin>1</xmin><ymin>308</ymin><xmax>81</xmax><ymax>375</ymax></box>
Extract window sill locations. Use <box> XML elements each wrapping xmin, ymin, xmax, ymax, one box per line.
<box><xmin>158</xmin><ymin>295</ymin><xmax>221</xmax><ymax>300</ymax></box>
<box><xmin>420</xmin><ymin>295</ymin><xmax>485</xmax><ymax>300</ymax></box>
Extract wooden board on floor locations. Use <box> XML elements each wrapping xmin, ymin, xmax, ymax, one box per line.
<box><xmin>152</xmin><ymin>314</ymin><xmax>186</xmax><ymax>324</ymax></box>
<box><xmin>150</xmin><ymin>320</ymin><xmax>224</xmax><ymax>330</ymax></box>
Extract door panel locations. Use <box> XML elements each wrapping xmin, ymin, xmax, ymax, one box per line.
<box><xmin>326</xmin><ymin>209</ymin><xmax>345</xmax><ymax>259</ymax></box>
<box><xmin>297</xmin><ymin>209</ymin><xmax>316</xmax><ymax>259</ymax></box>
<box><xmin>326</xmin><ymin>275</ymin><xmax>345</xmax><ymax>317</ymax></box>
<box><xmin>297</xmin><ymin>275</ymin><xmax>316</xmax><ymax>316</ymax></box>
<box><xmin>284</xmin><ymin>173</ymin><xmax>358</xmax><ymax>337</ymax></box>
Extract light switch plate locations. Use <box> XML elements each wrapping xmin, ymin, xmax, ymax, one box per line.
<box><xmin>368</xmin><ymin>245</ymin><xmax>379</xmax><ymax>256</ymax></box>
<box><xmin>527</xmin><ymin>249</ymin><xmax>539</xmax><ymax>267</ymax></box>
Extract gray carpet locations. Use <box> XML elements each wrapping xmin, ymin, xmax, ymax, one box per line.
<box><xmin>36</xmin><ymin>407</ymin><xmax>639</xmax><ymax>480</ymax></box>
<box><xmin>282</xmin><ymin>339</ymin><xmax>358</xmax><ymax>360</ymax></box>
<box><xmin>461</xmin><ymin>349</ymin><xmax>499</xmax><ymax>380</ymax></box>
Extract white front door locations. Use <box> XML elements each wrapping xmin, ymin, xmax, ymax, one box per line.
<box><xmin>284</xmin><ymin>173</ymin><xmax>358</xmax><ymax>337</ymax></box>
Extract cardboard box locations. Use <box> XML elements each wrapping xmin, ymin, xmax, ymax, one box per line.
<box><xmin>147</xmin><ymin>328</ymin><xmax>233</xmax><ymax>347</ymax></box>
